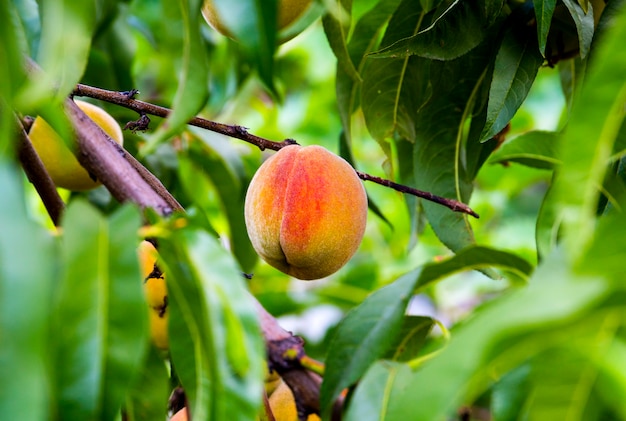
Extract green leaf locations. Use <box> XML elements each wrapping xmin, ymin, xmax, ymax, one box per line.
<box><xmin>384</xmin><ymin>316</ymin><xmax>435</xmax><ymax>361</ymax></box>
<box><xmin>323</xmin><ymin>0</ymin><xmax>361</xmax><ymax>87</ymax></box>
<box><xmin>54</xmin><ymin>201</ymin><xmax>147</xmax><ymax>421</ymax></box>
<box><xmin>361</xmin><ymin>1</ymin><xmax>429</xmax><ymax>145</ymax></box>
<box><xmin>0</xmin><ymin>160</ymin><xmax>57</xmax><ymax>420</ymax></box>
<box><xmin>321</xmin><ymin>244</ymin><xmax>531</xmax><ymax>417</ymax></box>
<box><xmin>32</xmin><ymin>0</ymin><xmax>96</xmax><ymax>101</ymax></box>
<box><xmin>491</xmin><ymin>365</ymin><xmax>532</xmax><ymax>421</ymax></box>
<box><xmin>479</xmin><ymin>22</ymin><xmax>544</xmax><ymax>142</ymax></box>
<box><xmin>210</xmin><ymin>0</ymin><xmax>278</xmax><ymax>94</ymax></box>
<box><xmin>412</xmin><ymin>54</ymin><xmax>489</xmax><ymax>252</ymax></box>
<box><xmin>334</xmin><ymin>0</ymin><xmax>402</xmax><ymax>143</ymax></box>
<box><xmin>143</xmin><ymin>0</ymin><xmax>209</xmax><ymax>155</ymax></box>
<box><xmin>488</xmin><ymin>130</ymin><xmax>560</xmax><ymax>169</ymax></box>
<box><xmin>593</xmin><ymin>337</ymin><xmax>626</xmax><ymax>419</ymax></box>
<box><xmin>535</xmin><ymin>0</ymin><xmax>558</xmax><ymax>56</ymax></box>
<box><xmin>0</xmin><ymin>3</ymin><xmax>27</xmax><ymax>155</ymax></box>
<box><xmin>360</xmin><ymin>256</ymin><xmax>610</xmax><ymax>420</ymax></box>
<box><xmin>161</xmin><ymin>228</ymin><xmax>264</xmax><ymax>421</ymax></box>
<box><xmin>416</xmin><ymin>245</ymin><xmax>533</xmax><ymax>289</ymax></box>
<box><xmin>546</xmin><ymin>9</ymin><xmax>626</xmax><ymax>261</ymax></box>
<box><xmin>562</xmin><ymin>0</ymin><xmax>595</xmax><ymax>59</ymax></box>
<box><xmin>342</xmin><ymin>360</ymin><xmax>408</xmax><ymax>421</ymax></box>
<box><xmin>180</xmin><ymin>135</ymin><xmax>257</xmax><ymax>272</ymax></box>
<box><xmin>369</xmin><ymin>0</ymin><xmax>499</xmax><ymax>60</ymax></box>
<box><xmin>124</xmin><ymin>345</ymin><xmax>171</xmax><ymax>421</ymax></box>
<box><xmin>320</xmin><ymin>270</ymin><xmax>421</xmax><ymax>419</ymax></box>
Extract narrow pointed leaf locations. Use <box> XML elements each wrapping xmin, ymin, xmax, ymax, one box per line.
<box><xmin>480</xmin><ymin>23</ymin><xmax>544</xmax><ymax>142</ymax></box>
<box><xmin>535</xmin><ymin>0</ymin><xmax>558</xmax><ymax>56</ymax></box>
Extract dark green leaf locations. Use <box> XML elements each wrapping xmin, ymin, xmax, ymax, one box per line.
<box><xmin>334</xmin><ymin>0</ymin><xmax>402</xmax><ymax>143</ymax></box>
<box><xmin>488</xmin><ymin>130</ymin><xmax>560</xmax><ymax>169</ymax></box>
<box><xmin>143</xmin><ymin>0</ymin><xmax>209</xmax><ymax>154</ymax></box>
<box><xmin>370</xmin><ymin>0</ymin><xmax>498</xmax><ymax>60</ymax></box>
<box><xmin>562</xmin><ymin>0</ymin><xmax>595</xmax><ymax>58</ymax></box>
<box><xmin>55</xmin><ymin>201</ymin><xmax>147</xmax><ymax>421</ymax></box>
<box><xmin>320</xmin><ymin>270</ymin><xmax>421</xmax><ymax>419</ymax></box>
<box><xmin>0</xmin><ymin>160</ymin><xmax>57</xmax><ymax>420</ymax></box>
<box><xmin>124</xmin><ymin>345</ymin><xmax>171</xmax><ymax>421</ymax></box>
<box><xmin>161</xmin><ymin>228</ymin><xmax>264</xmax><ymax>421</ymax></box>
<box><xmin>535</xmin><ymin>0</ymin><xmax>558</xmax><ymax>56</ymax></box>
<box><xmin>361</xmin><ymin>1</ymin><xmax>428</xmax><ymax>145</ymax></box>
<box><xmin>479</xmin><ymin>23</ymin><xmax>544</xmax><ymax>142</ymax></box>
<box><xmin>558</xmin><ymin>56</ymin><xmax>587</xmax><ymax>113</ymax></box>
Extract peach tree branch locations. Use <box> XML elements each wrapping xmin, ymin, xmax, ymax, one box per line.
<box><xmin>72</xmin><ymin>83</ymin><xmax>480</xmax><ymax>219</ymax></box>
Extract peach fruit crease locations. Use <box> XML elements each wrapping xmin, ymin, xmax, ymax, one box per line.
<box><xmin>244</xmin><ymin>145</ymin><xmax>368</xmax><ymax>280</ymax></box>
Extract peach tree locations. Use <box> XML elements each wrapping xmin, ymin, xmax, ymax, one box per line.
<box><xmin>1</xmin><ymin>0</ymin><xmax>626</xmax><ymax>420</ymax></box>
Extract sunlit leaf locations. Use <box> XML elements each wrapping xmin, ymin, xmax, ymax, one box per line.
<box><xmin>546</xmin><ymin>9</ymin><xmax>626</xmax><ymax>261</ymax></box>
<box><xmin>55</xmin><ymin>201</ymin><xmax>147</xmax><ymax>421</ymax></box>
<box><xmin>32</xmin><ymin>0</ymin><xmax>96</xmax><ymax>101</ymax></box>
<box><xmin>367</xmin><ymin>256</ymin><xmax>610</xmax><ymax>420</ymax></box>
<box><xmin>0</xmin><ymin>160</ymin><xmax>56</xmax><ymax>420</ymax></box>
<box><xmin>161</xmin><ymin>227</ymin><xmax>264</xmax><ymax>421</ymax></box>
<box><xmin>143</xmin><ymin>0</ymin><xmax>209</xmax><ymax>154</ymax></box>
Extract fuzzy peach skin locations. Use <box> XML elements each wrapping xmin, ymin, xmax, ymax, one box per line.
<box><xmin>244</xmin><ymin>145</ymin><xmax>367</xmax><ymax>280</ymax></box>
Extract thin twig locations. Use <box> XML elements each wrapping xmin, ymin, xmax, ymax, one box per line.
<box><xmin>72</xmin><ymin>84</ymin><xmax>479</xmax><ymax>219</ymax></box>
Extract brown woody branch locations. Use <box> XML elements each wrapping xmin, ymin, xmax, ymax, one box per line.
<box><xmin>16</xmin><ymin>116</ymin><xmax>65</xmax><ymax>226</ymax></box>
<box><xmin>72</xmin><ymin>83</ymin><xmax>479</xmax><ymax>219</ymax></box>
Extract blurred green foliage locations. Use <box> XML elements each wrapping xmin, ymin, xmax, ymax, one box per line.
<box><xmin>1</xmin><ymin>0</ymin><xmax>626</xmax><ymax>420</ymax></box>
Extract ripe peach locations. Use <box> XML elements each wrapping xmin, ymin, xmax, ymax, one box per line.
<box><xmin>244</xmin><ymin>145</ymin><xmax>367</xmax><ymax>280</ymax></box>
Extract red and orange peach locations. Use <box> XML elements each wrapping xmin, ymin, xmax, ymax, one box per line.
<box><xmin>244</xmin><ymin>145</ymin><xmax>367</xmax><ymax>280</ymax></box>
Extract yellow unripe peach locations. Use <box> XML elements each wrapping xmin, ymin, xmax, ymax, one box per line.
<box><xmin>244</xmin><ymin>145</ymin><xmax>367</xmax><ymax>280</ymax></box>
<box><xmin>269</xmin><ymin>382</ymin><xmax>320</xmax><ymax>421</ymax></box>
<box><xmin>28</xmin><ymin>100</ymin><xmax>124</xmax><ymax>191</ymax></box>
<box><xmin>138</xmin><ymin>240</ymin><xmax>168</xmax><ymax>349</ymax></box>
<box><xmin>202</xmin><ymin>0</ymin><xmax>312</xmax><ymax>42</ymax></box>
